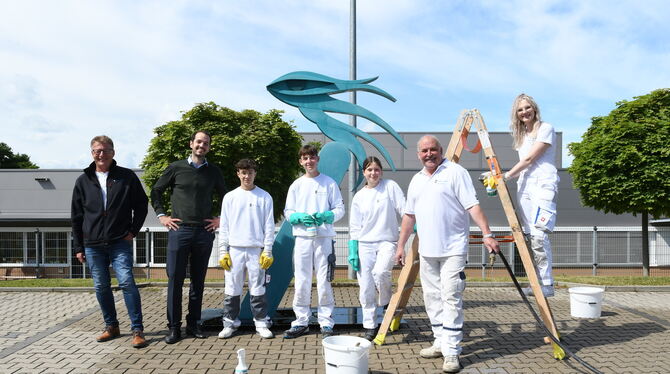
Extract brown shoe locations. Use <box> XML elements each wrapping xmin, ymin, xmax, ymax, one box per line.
<box><xmin>132</xmin><ymin>329</ymin><xmax>148</xmax><ymax>348</ymax></box>
<box><xmin>96</xmin><ymin>325</ymin><xmax>120</xmax><ymax>342</ymax></box>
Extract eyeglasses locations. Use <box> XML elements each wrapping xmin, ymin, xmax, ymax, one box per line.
<box><xmin>91</xmin><ymin>149</ymin><xmax>114</xmax><ymax>155</ymax></box>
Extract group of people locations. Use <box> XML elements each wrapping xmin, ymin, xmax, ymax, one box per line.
<box><xmin>71</xmin><ymin>130</ymin><xmax>228</xmax><ymax>348</ymax></box>
<box><xmin>71</xmin><ymin>93</ymin><xmax>559</xmax><ymax>373</ymax></box>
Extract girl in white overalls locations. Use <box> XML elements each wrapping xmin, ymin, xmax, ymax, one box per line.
<box><xmin>348</xmin><ymin>156</ymin><xmax>405</xmax><ymax>340</ymax></box>
<box><xmin>504</xmin><ymin>94</ymin><xmax>559</xmax><ymax>297</ymax></box>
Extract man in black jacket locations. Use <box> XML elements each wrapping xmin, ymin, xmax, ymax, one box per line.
<box><xmin>71</xmin><ymin>135</ymin><xmax>149</xmax><ymax>348</ymax></box>
<box><xmin>151</xmin><ymin>130</ymin><xmax>227</xmax><ymax>344</ymax></box>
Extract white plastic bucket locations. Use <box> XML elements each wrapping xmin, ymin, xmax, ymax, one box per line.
<box><xmin>322</xmin><ymin>335</ymin><xmax>371</xmax><ymax>374</ymax></box>
<box><xmin>569</xmin><ymin>287</ymin><xmax>605</xmax><ymax>318</ymax></box>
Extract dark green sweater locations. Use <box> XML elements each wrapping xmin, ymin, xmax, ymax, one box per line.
<box><xmin>150</xmin><ymin>160</ymin><xmax>227</xmax><ymax>224</ymax></box>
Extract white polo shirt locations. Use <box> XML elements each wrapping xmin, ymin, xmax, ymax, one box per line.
<box><xmin>405</xmin><ymin>159</ymin><xmax>479</xmax><ymax>257</ymax></box>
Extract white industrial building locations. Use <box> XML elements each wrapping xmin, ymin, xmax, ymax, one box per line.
<box><xmin>1</xmin><ymin>131</ymin><xmax>668</xmax><ymax>279</ymax></box>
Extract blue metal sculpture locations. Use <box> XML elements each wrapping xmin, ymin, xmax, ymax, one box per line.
<box><xmin>267</xmin><ymin>71</ymin><xmax>407</xmax><ymax>184</ymax></box>
<box><xmin>239</xmin><ymin>71</ymin><xmax>405</xmax><ymax>321</ymax></box>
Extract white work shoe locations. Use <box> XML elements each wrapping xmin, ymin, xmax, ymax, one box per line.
<box><xmin>420</xmin><ymin>343</ymin><xmax>442</xmax><ymax>358</ymax></box>
<box><xmin>442</xmin><ymin>355</ymin><xmax>461</xmax><ymax>373</ymax></box>
<box><xmin>522</xmin><ymin>285</ymin><xmax>555</xmax><ymax>298</ymax></box>
<box><xmin>256</xmin><ymin>326</ymin><xmax>274</xmax><ymax>339</ymax></box>
<box><xmin>218</xmin><ymin>326</ymin><xmax>237</xmax><ymax>339</ymax></box>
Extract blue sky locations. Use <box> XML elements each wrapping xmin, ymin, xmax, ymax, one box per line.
<box><xmin>2</xmin><ymin>0</ymin><xmax>669</xmax><ymax>169</ymax></box>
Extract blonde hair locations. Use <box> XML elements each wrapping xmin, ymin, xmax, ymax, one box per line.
<box><xmin>509</xmin><ymin>93</ymin><xmax>541</xmax><ymax>150</ymax></box>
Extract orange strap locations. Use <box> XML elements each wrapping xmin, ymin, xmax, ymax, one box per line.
<box><xmin>461</xmin><ymin>128</ymin><xmax>482</xmax><ymax>154</ymax></box>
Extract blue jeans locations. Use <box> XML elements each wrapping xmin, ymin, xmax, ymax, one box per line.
<box><xmin>85</xmin><ymin>239</ymin><xmax>143</xmax><ymax>331</ymax></box>
<box><xmin>166</xmin><ymin>225</ymin><xmax>214</xmax><ymax>328</ymax></box>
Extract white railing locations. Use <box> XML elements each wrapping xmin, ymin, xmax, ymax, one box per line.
<box><xmin>1</xmin><ymin>226</ymin><xmax>669</xmax><ymax>278</ymax></box>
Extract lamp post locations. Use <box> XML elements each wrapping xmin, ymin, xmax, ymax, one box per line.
<box><xmin>348</xmin><ymin>0</ymin><xmax>357</xmax><ymax>280</ymax></box>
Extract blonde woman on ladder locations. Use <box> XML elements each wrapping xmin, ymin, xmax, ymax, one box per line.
<box><xmin>504</xmin><ymin>93</ymin><xmax>559</xmax><ymax>297</ymax></box>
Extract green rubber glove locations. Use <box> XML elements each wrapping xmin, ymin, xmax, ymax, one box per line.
<box><xmin>348</xmin><ymin>240</ymin><xmax>360</xmax><ymax>272</ymax></box>
<box><xmin>314</xmin><ymin>211</ymin><xmax>335</xmax><ymax>225</ymax></box>
<box><xmin>289</xmin><ymin>212</ymin><xmax>316</xmax><ymax>227</ymax></box>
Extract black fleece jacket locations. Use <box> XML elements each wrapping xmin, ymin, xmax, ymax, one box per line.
<box><xmin>71</xmin><ymin>160</ymin><xmax>148</xmax><ymax>253</ymax></box>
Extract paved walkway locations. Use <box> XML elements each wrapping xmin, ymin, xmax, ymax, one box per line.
<box><xmin>0</xmin><ymin>285</ymin><xmax>669</xmax><ymax>373</ymax></box>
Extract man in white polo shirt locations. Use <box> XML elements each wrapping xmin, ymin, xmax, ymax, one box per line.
<box><xmin>394</xmin><ymin>135</ymin><xmax>499</xmax><ymax>373</ymax></box>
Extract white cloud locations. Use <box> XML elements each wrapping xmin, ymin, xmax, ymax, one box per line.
<box><xmin>0</xmin><ymin>75</ymin><xmax>43</xmax><ymax>109</ymax></box>
<box><xmin>0</xmin><ymin>0</ymin><xmax>669</xmax><ymax>169</ymax></box>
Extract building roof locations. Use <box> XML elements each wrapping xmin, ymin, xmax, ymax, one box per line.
<box><xmin>0</xmin><ymin>168</ymin><xmax>160</xmax><ymax>226</ymax></box>
<box><xmin>0</xmin><ymin>131</ymin><xmax>641</xmax><ymax>228</ymax></box>
<box><xmin>300</xmin><ymin>131</ymin><xmax>558</xmax><ymax>171</ymax></box>
<box><xmin>651</xmin><ymin>219</ymin><xmax>670</xmax><ymax>227</ymax></box>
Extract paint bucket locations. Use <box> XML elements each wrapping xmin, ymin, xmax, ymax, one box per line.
<box><xmin>322</xmin><ymin>335</ymin><xmax>371</xmax><ymax>374</ymax></box>
<box><xmin>305</xmin><ymin>225</ymin><xmax>317</xmax><ymax>237</ymax></box>
<box><xmin>569</xmin><ymin>287</ymin><xmax>605</xmax><ymax>318</ymax></box>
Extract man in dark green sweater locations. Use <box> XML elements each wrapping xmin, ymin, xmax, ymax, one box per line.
<box><xmin>151</xmin><ymin>130</ymin><xmax>227</xmax><ymax>344</ymax></box>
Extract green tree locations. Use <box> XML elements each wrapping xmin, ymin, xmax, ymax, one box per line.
<box><xmin>568</xmin><ymin>88</ymin><xmax>670</xmax><ymax>275</ymax></box>
<box><xmin>141</xmin><ymin>102</ymin><xmax>303</xmax><ymax>221</ymax></box>
<box><xmin>0</xmin><ymin>142</ymin><xmax>38</xmax><ymax>168</ymax></box>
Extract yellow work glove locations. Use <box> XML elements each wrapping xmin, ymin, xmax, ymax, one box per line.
<box><xmin>219</xmin><ymin>253</ymin><xmax>232</xmax><ymax>271</ymax></box>
<box><xmin>259</xmin><ymin>252</ymin><xmax>274</xmax><ymax>270</ymax></box>
<box><xmin>484</xmin><ymin>175</ymin><xmax>497</xmax><ymax>189</ymax></box>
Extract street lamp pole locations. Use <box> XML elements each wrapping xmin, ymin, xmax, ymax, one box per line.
<box><xmin>348</xmin><ymin>0</ymin><xmax>357</xmax><ymax>279</ymax></box>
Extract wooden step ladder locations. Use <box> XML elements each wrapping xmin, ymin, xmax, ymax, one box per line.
<box><xmin>374</xmin><ymin>109</ymin><xmax>565</xmax><ymax>360</ymax></box>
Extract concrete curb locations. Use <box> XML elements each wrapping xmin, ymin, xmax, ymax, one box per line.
<box><xmin>0</xmin><ymin>283</ymin><xmax>156</xmax><ymax>292</ymax></box>
<box><xmin>2</xmin><ymin>281</ymin><xmax>669</xmax><ymax>292</ymax></box>
<box><xmin>557</xmin><ymin>281</ymin><xmax>670</xmax><ymax>292</ymax></box>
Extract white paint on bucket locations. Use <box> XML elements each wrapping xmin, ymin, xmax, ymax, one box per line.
<box><xmin>322</xmin><ymin>335</ymin><xmax>371</xmax><ymax>374</ymax></box>
<box><xmin>569</xmin><ymin>286</ymin><xmax>605</xmax><ymax>318</ymax></box>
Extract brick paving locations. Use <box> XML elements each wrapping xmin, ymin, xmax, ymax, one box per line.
<box><xmin>0</xmin><ymin>285</ymin><xmax>668</xmax><ymax>373</ymax></box>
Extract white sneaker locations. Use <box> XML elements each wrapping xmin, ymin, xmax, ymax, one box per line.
<box><xmin>218</xmin><ymin>326</ymin><xmax>237</xmax><ymax>339</ymax></box>
<box><xmin>420</xmin><ymin>343</ymin><xmax>442</xmax><ymax>358</ymax></box>
<box><xmin>442</xmin><ymin>355</ymin><xmax>461</xmax><ymax>373</ymax></box>
<box><xmin>522</xmin><ymin>285</ymin><xmax>555</xmax><ymax>297</ymax></box>
<box><xmin>256</xmin><ymin>326</ymin><xmax>274</xmax><ymax>339</ymax></box>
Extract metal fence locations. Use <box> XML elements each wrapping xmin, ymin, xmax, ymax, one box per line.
<box><xmin>1</xmin><ymin>226</ymin><xmax>669</xmax><ymax>278</ymax></box>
